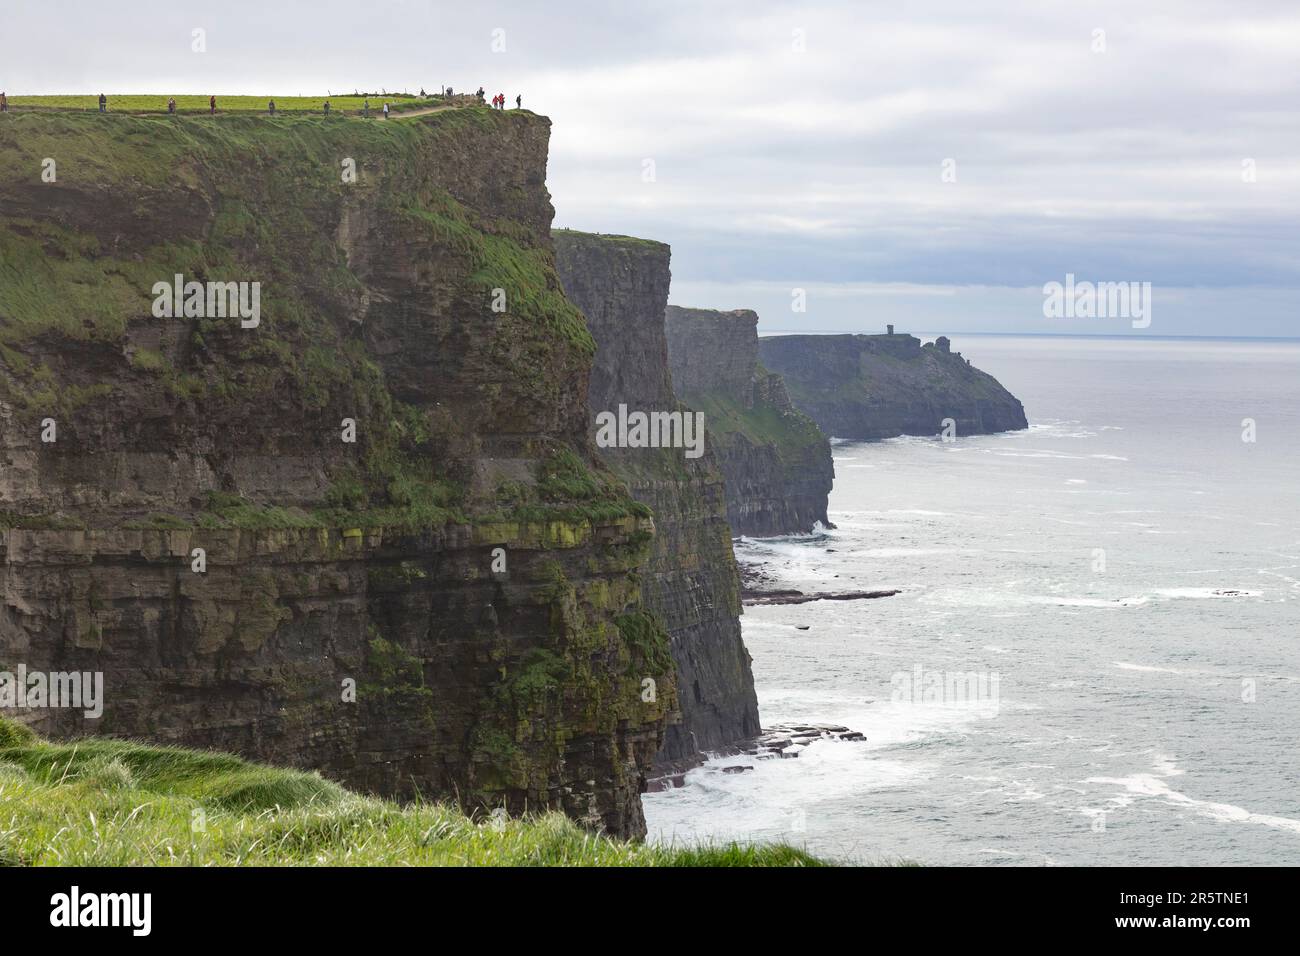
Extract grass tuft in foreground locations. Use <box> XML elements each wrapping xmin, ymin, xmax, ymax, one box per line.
<box><xmin>0</xmin><ymin>719</ymin><xmax>828</xmax><ymax>867</ymax></box>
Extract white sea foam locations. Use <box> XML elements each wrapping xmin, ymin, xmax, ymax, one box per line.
<box><xmin>1085</xmin><ymin>754</ymin><xmax>1300</xmax><ymax>836</ymax></box>
<box><xmin>925</xmin><ymin>585</ymin><xmax>1260</xmax><ymax>611</ymax></box>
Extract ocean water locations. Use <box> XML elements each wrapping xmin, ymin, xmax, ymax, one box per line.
<box><xmin>643</xmin><ymin>335</ymin><xmax>1300</xmax><ymax>866</ymax></box>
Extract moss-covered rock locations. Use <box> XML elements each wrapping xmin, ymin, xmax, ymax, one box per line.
<box><xmin>0</xmin><ymin>109</ymin><xmax>674</xmax><ymax>839</ymax></box>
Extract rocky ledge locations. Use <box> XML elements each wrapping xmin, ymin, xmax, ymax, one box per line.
<box><xmin>746</xmin><ymin>723</ymin><xmax>867</xmax><ymax>758</ymax></box>
<box><xmin>647</xmin><ymin>723</ymin><xmax>867</xmax><ymax>789</ymax></box>
<box><xmin>742</xmin><ymin>588</ymin><xmax>901</xmax><ymax>606</ymax></box>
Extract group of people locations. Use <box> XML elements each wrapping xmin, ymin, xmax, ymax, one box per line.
<box><xmin>490</xmin><ymin>92</ymin><xmax>521</xmax><ymax>109</ymax></box>
<box><xmin>96</xmin><ymin>93</ymin><xmax>212</xmax><ymax>114</ymax></box>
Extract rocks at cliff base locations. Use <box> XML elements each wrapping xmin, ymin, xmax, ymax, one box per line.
<box><xmin>743</xmin><ymin>587</ymin><xmax>901</xmax><ymax>606</ymax></box>
<box><xmin>758</xmin><ymin>333</ymin><xmax>1028</xmax><ymax>441</ymax></box>
<box><xmin>746</xmin><ymin>724</ymin><xmax>868</xmax><ymax>758</ymax></box>
<box><xmin>646</xmin><ymin>722</ymin><xmax>867</xmax><ymax>789</ymax></box>
<box><xmin>736</xmin><ymin>553</ymin><xmax>896</xmax><ymax>605</ymax></box>
<box><xmin>664</xmin><ymin>307</ymin><xmax>834</xmax><ymax>536</ymax></box>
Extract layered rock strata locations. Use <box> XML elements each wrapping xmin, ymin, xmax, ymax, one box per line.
<box><xmin>554</xmin><ymin>232</ymin><xmax>760</xmax><ymax>770</ymax></box>
<box><xmin>0</xmin><ymin>109</ymin><xmax>675</xmax><ymax>838</ymax></box>
<box><xmin>665</xmin><ymin>307</ymin><xmax>833</xmax><ymax>536</ymax></box>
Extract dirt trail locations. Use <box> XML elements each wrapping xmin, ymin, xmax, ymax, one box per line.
<box><xmin>383</xmin><ymin>104</ymin><xmax>458</xmax><ymax>118</ymax></box>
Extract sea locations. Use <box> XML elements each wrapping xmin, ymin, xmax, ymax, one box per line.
<box><xmin>643</xmin><ymin>335</ymin><xmax>1300</xmax><ymax>866</ymax></box>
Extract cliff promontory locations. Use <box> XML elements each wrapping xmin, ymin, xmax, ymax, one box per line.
<box><xmin>758</xmin><ymin>333</ymin><xmax>1028</xmax><ymax>440</ymax></box>
<box><xmin>0</xmin><ymin>110</ymin><xmax>676</xmax><ymax>838</ymax></box>
<box><xmin>665</xmin><ymin>307</ymin><xmax>833</xmax><ymax>536</ymax></box>
<box><xmin>553</xmin><ymin>232</ymin><xmax>760</xmax><ymax>769</ymax></box>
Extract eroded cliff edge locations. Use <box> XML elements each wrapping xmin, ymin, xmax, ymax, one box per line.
<box><xmin>665</xmin><ymin>307</ymin><xmax>833</xmax><ymax>536</ymax></box>
<box><xmin>0</xmin><ymin>110</ymin><xmax>676</xmax><ymax>838</ymax></box>
<box><xmin>758</xmin><ymin>333</ymin><xmax>1028</xmax><ymax>440</ymax></box>
<box><xmin>553</xmin><ymin>232</ymin><xmax>760</xmax><ymax>769</ymax></box>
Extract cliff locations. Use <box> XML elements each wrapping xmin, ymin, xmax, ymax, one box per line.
<box><xmin>553</xmin><ymin>232</ymin><xmax>760</xmax><ymax>768</ymax></box>
<box><xmin>758</xmin><ymin>333</ymin><xmax>1028</xmax><ymax>440</ymax></box>
<box><xmin>665</xmin><ymin>307</ymin><xmax>833</xmax><ymax>536</ymax></box>
<box><xmin>0</xmin><ymin>110</ymin><xmax>677</xmax><ymax>839</ymax></box>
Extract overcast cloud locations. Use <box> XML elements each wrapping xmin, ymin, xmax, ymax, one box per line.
<box><xmin>6</xmin><ymin>0</ymin><xmax>1297</xmax><ymax>336</ymax></box>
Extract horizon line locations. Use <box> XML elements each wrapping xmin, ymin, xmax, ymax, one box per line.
<box><xmin>755</xmin><ymin>330</ymin><xmax>1300</xmax><ymax>343</ymax></box>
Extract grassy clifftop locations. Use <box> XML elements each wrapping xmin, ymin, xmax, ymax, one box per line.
<box><xmin>0</xmin><ymin>719</ymin><xmax>824</xmax><ymax>866</ymax></box>
<box><xmin>8</xmin><ymin>94</ymin><xmax>444</xmax><ymax>114</ymax></box>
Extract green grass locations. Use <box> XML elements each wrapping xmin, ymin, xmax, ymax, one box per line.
<box><xmin>553</xmin><ymin>228</ymin><xmax>670</xmax><ymax>253</ymax></box>
<box><xmin>7</xmin><ymin>94</ymin><xmax>445</xmax><ymax>115</ymax></box>
<box><xmin>0</xmin><ymin>718</ymin><xmax>829</xmax><ymax>867</ymax></box>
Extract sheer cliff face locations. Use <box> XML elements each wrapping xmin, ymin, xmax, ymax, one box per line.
<box><xmin>0</xmin><ymin>111</ymin><xmax>676</xmax><ymax>839</ymax></box>
<box><xmin>553</xmin><ymin>232</ymin><xmax>760</xmax><ymax>767</ymax></box>
<box><xmin>665</xmin><ymin>307</ymin><xmax>834</xmax><ymax>536</ymax></box>
<box><xmin>758</xmin><ymin>334</ymin><xmax>1028</xmax><ymax>441</ymax></box>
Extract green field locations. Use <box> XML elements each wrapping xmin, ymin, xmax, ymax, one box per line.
<box><xmin>6</xmin><ymin>94</ymin><xmax>448</xmax><ymax>115</ymax></box>
<box><xmin>0</xmin><ymin>719</ymin><xmax>828</xmax><ymax>866</ymax></box>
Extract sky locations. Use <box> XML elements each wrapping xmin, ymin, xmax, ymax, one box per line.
<box><xmin>6</xmin><ymin>0</ymin><xmax>1297</xmax><ymax>337</ymax></box>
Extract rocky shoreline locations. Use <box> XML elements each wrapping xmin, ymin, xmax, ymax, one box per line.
<box><xmin>743</xmin><ymin>587</ymin><xmax>901</xmax><ymax>606</ymax></box>
<box><xmin>647</xmin><ymin>723</ymin><xmax>868</xmax><ymax>791</ymax></box>
<box><xmin>738</xmin><ymin>554</ymin><xmax>899</xmax><ymax>606</ymax></box>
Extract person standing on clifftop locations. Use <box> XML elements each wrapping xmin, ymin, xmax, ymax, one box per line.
<box><xmin>382</xmin><ymin>102</ymin><xmax>390</xmax><ymax>119</ymax></box>
<box><xmin>516</xmin><ymin>94</ymin><xmax>521</xmax><ymax>109</ymax></box>
<box><xmin>323</xmin><ymin>99</ymin><xmax>330</xmax><ymax>115</ymax></box>
<box><xmin>0</xmin><ymin>92</ymin><xmax>8</xmax><ymax>113</ymax></box>
<box><xmin>209</xmin><ymin>95</ymin><xmax>216</xmax><ymax>115</ymax></box>
<box><xmin>98</xmin><ymin>93</ymin><xmax>107</xmax><ymax>113</ymax></box>
<box><xmin>167</xmin><ymin>97</ymin><xmax>176</xmax><ymax>114</ymax></box>
<box><xmin>363</xmin><ymin>98</ymin><xmax>370</xmax><ymax>117</ymax></box>
<box><xmin>268</xmin><ymin>99</ymin><xmax>276</xmax><ymax>115</ymax></box>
